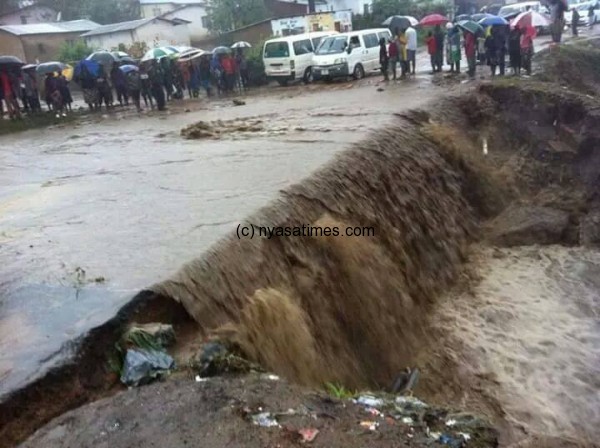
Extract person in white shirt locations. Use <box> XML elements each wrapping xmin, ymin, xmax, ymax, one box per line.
<box><xmin>405</xmin><ymin>26</ymin><xmax>417</xmax><ymax>75</ymax></box>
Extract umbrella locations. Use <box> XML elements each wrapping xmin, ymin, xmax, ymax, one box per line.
<box><xmin>382</xmin><ymin>15</ymin><xmax>419</xmax><ymax>31</ymax></box>
<box><xmin>511</xmin><ymin>10</ymin><xmax>550</xmax><ymax>28</ymax></box>
<box><xmin>419</xmin><ymin>14</ymin><xmax>450</xmax><ymax>26</ymax></box>
<box><xmin>455</xmin><ymin>14</ymin><xmax>471</xmax><ymax>21</ymax></box>
<box><xmin>212</xmin><ymin>46</ymin><xmax>232</xmax><ymax>55</ymax></box>
<box><xmin>177</xmin><ymin>49</ymin><xmax>206</xmax><ymax>62</ymax></box>
<box><xmin>471</xmin><ymin>13</ymin><xmax>493</xmax><ymax>22</ymax></box>
<box><xmin>86</xmin><ymin>51</ymin><xmax>118</xmax><ymax>66</ymax></box>
<box><xmin>141</xmin><ymin>47</ymin><xmax>177</xmax><ymax>62</ymax></box>
<box><xmin>119</xmin><ymin>64</ymin><xmax>139</xmax><ymax>74</ymax></box>
<box><xmin>500</xmin><ymin>10</ymin><xmax>520</xmax><ymax>20</ymax></box>
<box><xmin>36</xmin><ymin>61</ymin><xmax>66</xmax><ymax>75</ymax></box>
<box><xmin>479</xmin><ymin>15</ymin><xmax>509</xmax><ymax>26</ymax></box>
<box><xmin>231</xmin><ymin>41</ymin><xmax>252</xmax><ymax>48</ymax></box>
<box><xmin>62</xmin><ymin>64</ymin><xmax>74</xmax><ymax>81</ymax></box>
<box><xmin>22</xmin><ymin>63</ymin><xmax>38</xmax><ymax>71</ymax></box>
<box><xmin>0</xmin><ymin>55</ymin><xmax>24</xmax><ymax>69</ymax></box>
<box><xmin>457</xmin><ymin>20</ymin><xmax>484</xmax><ymax>34</ymax></box>
<box><xmin>112</xmin><ymin>51</ymin><xmax>130</xmax><ymax>58</ymax></box>
<box><xmin>74</xmin><ymin>59</ymin><xmax>101</xmax><ymax>78</ymax></box>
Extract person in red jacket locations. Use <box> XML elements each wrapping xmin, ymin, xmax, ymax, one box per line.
<box><xmin>464</xmin><ymin>31</ymin><xmax>477</xmax><ymax>79</ymax></box>
<box><xmin>425</xmin><ymin>31</ymin><xmax>437</xmax><ymax>74</ymax></box>
<box><xmin>388</xmin><ymin>36</ymin><xmax>399</xmax><ymax>80</ymax></box>
<box><xmin>220</xmin><ymin>54</ymin><xmax>236</xmax><ymax>92</ymax></box>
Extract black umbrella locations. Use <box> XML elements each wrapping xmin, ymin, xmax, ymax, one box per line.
<box><xmin>382</xmin><ymin>15</ymin><xmax>419</xmax><ymax>32</ymax></box>
<box><xmin>0</xmin><ymin>55</ymin><xmax>25</xmax><ymax>69</ymax></box>
<box><xmin>36</xmin><ymin>61</ymin><xmax>66</xmax><ymax>75</ymax></box>
<box><xmin>455</xmin><ymin>14</ymin><xmax>471</xmax><ymax>21</ymax></box>
<box><xmin>212</xmin><ymin>46</ymin><xmax>232</xmax><ymax>55</ymax></box>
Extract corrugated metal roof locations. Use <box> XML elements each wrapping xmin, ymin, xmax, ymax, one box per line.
<box><xmin>80</xmin><ymin>17</ymin><xmax>181</xmax><ymax>37</ymax></box>
<box><xmin>0</xmin><ymin>19</ymin><xmax>99</xmax><ymax>36</ymax></box>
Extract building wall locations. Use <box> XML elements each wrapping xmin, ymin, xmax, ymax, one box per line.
<box><xmin>85</xmin><ymin>20</ymin><xmax>191</xmax><ymax>51</ymax></box>
<box><xmin>134</xmin><ymin>21</ymin><xmax>191</xmax><ymax>47</ymax></box>
<box><xmin>140</xmin><ymin>2</ymin><xmax>178</xmax><ymax>18</ymax></box>
<box><xmin>0</xmin><ymin>6</ymin><xmax>57</xmax><ymax>25</ymax></box>
<box><xmin>194</xmin><ymin>20</ymin><xmax>273</xmax><ymax>49</ymax></box>
<box><xmin>20</xmin><ymin>31</ymin><xmax>84</xmax><ymax>63</ymax></box>
<box><xmin>323</xmin><ymin>0</ymin><xmax>373</xmax><ymax>14</ymax></box>
<box><xmin>161</xmin><ymin>5</ymin><xmax>209</xmax><ymax>41</ymax></box>
<box><xmin>264</xmin><ymin>0</ymin><xmax>308</xmax><ymax>16</ymax></box>
<box><xmin>270</xmin><ymin>10</ymin><xmax>352</xmax><ymax>35</ymax></box>
<box><xmin>0</xmin><ymin>30</ymin><xmax>25</xmax><ymax>60</ymax></box>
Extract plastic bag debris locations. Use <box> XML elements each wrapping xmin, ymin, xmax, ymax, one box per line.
<box><xmin>459</xmin><ymin>432</ymin><xmax>471</xmax><ymax>441</ymax></box>
<box><xmin>298</xmin><ymin>428</ymin><xmax>319</xmax><ymax>442</ymax></box>
<box><xmin>122</xmin><ymin>323</ymin><xmax>175</xmax><ymax>350</ymax></box>
<box><xmin>365</xmin><ymin>407</ymin><xmax>383</xmax><ymax>416</ymax></box>
<box><xmin>266</xmin><ymin>374</ymin><xmax>280</xmax><ymax>381</ymax></box>
<box><xmin>252</xmin><ymin>412</ymin><xmax>280</xmax><ymax>428</ymax></box>
<box><xmin>360</xmin><ymin>420</ymin><xmax>379</xmax><ymax>431</ymax></box>
<box><xmin>446</xmin><ymin>418</ymin><xmax>457</xmax><ymax>427</ymax></box>
<box><xmin>120</xmin><ymin>349</ymin><xmax>174</xmax><ymax>386</ymax></box>
<box><xmin>356</xmin><ymin>395</ymin><xmax>384</xmax><ymax>407</ymax></box>
<box><xmin>401</xmin><ymin>417</ymin><xmax>414</xmax><ymax>425</ymax></box>
<box><xmin>194</xmin><ymin>375</ymin><xmax>208</xmax><ymax>382</ymax></box>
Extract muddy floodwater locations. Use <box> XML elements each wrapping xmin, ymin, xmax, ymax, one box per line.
<box><xmin>0</xmin><ymin>80</ymin><xmax>443</xmax><ymax>397</ymax></box>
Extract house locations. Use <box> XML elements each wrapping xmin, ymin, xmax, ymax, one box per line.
<box><xmin>81</xmin><ymin>17</ymin><xmax>191</xmax><ymax>52</ymax></box>
<box><xmin>0</xmin><ymin>20</ymin><xmax>100</xmax><ymax>63</ymax></box>
<box><xmin>0</xmin><ymin>3</ymin><xmax>58</xmax><ymax>25</ymax></box>
<box><xmin>158</xmin><ymin>4</ymin><xmax>210</xmax><ymax>42</ymax></box>
<box><xmin>281</xmin><ymin>0</ymin><xmax>373</xmax><ymax>15</ymax></box>
<box><xmin>196</xmin><ymin>10</ymin><xmax>352</xmax><ymax>48</ymax></box>
<box><xmin>139</xmin><ymin>0</ymin><xmax>205</xmax><ymax>17</ymax></box>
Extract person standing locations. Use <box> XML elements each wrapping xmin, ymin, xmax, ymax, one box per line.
<box><xmin>126</xmin><ymin>69</ymin><xmax>142</xmax><ymax>112</ymax></box>
<box><xmin>199</xmin><ymin>56</ymin><xmax>213</xmax><ymax>97</ymax></box>
<box><xmin>96</xmin><ymin>65</ymin><xmax>113</xmax><ymax>110</ymax></box>
<box><xmin>449</xmin><ymin>26</ymin><xmax>462</xmax><ymax>73</ymax></box>
<box><xmin>161</xmin><ymin>58</ymin><xmax>173</xmax><ymax>100</ymax></box>
<box><xmin>572</xmin><ymin>7</ymin><xmax>580</xmax><ymax>36</ymax></box>
<box><xmin>57</xmin><ymin>74</ymin><xmax>73</xmax><ymax>112</ymax></box>
<box><xmin>44</xmin><ymin>73</ymin><xmax>63</xmax><ymax>117</ymax></box>
<box><xmin>379</xmin><ymin>37</ymin><xmax>389</xmax><ymax>80</ymax></box>
<box><xmin>464</xmin><ymin>31</ymin><xmax>477</xmax><ymax>79</ymax></box>
<box><xmin>494</xmin><ymin>26</ymin><xmax>508</xmax><ymax>76</ymax></box>
<box><xmin>388</xmin><ymin>36</ymin><xmax>399</xmax><ymax>79</ymax></box>
<box><xmin>139</xmin><ymin>64</ymin><xmax>154</xmax><ymax>109</ymax></box>
<box><xmin>149</xmin><ymin>61</ymin><xmax>166</xmax><ymax>111</ymax></box>
<box><xmin>235</xmin><ymin>48</ymin><xmax>249</xmax><ymax>88</ymax></box>
<box><xmin>509</xmin><ymin>26</ymin><xmax>522</xmax><ymax>75</ymax></box>
<box><xmin>589</xmin><ymin>3</ymin><xmax>595</xmax><ymax>29</ymax></box>
<box><xmin>397</xmin><ymin>28</ymin><xmax>408</xmax><ymax>78</ymax></box>
<box><xmin>434</xmin><ymin>24</ymin><xmax>445</xmax><ymax>72</ymax></box>
<box><xmin>405</xmin><ymin>25</ymin><xmax>417</xmax><ymax>75</ymax></box>
<box><xmin>110</xmin><ymin>62</ymin><xmax>128</xmax><ymax>106</ymax></box>
<box><xmin>0</xmin><ymin>70</ymin><xmax>21</xmax><ymax>119</ymax></box>
<box><xmin>520</xmin><ymin>24</ymin><xmax>535</xmax><ymax>75</ymax></box>
<box><xmin>485</xmin><ymin>26</ymin><xmax>498</xmax><ymax>76</ymax></box>
<box><xmin>23</xmin><ymin>68</ymin><xmax>40</xmax><ymax>113</ymax></box>
<box><xmin>425</xmin><ymin>31</ymin><xmax>437</xmax><ymax>73</ymax></box>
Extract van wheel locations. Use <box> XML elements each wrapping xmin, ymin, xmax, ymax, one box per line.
<box><xmin>353</xmin><ymin>64</ymin><xmax>365</xmax><ymax>80</ymax></box>
<box><xmin>303</xmin><ymin>67</ymin><xmax>313</xmax><ymax>84</ymax></box>
<box><xmin>277</xmin><ymin>79</ymin><xmax>288</xmax><ymax>86</ymax></box>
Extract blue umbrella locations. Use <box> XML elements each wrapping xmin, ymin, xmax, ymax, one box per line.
<box><xmin>74</xmin><ymin>59</ymin><xmax>101</xmax><ymax>78</ymax></box>
<box><xmin>471</xmin><ymin>13</ymin><xmax>493</xmax><ymax>22</ymax></box>
<box><xmin>119</xmin><ymin>64</ymin><xmax>139</xmax><ymax>73</ymax></box>
<box><xmin>479</xmin><ymin>15</ymin><xmax>508</xmax><ymax>26</ymax></box>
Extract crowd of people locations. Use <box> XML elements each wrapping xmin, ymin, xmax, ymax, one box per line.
<box><xmin>75</xmin><ymin>48</ymin><xmax>249</xmax><ymax>113</ymax></box>
<box><xmin>0</xmin><ymin>47</ymin><xmax>250</xmax><ymax>120</ymax></box>
<box><xmin>0</xmin><ymin>67</ymin><xmax>73</xmax><ymax>120</ymax></box>
<box><xmin>378</xmin><ymin>19</ymin><xmax>540</xmax><ymax>83</ymax></box>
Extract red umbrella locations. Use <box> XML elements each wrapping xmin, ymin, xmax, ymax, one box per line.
<box><xmin>419</xmin><ymin>14</ymin><xmax>450</xmax><ymax>26</ymax></box>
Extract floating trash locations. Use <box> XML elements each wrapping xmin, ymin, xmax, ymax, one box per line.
<box><xmin>356</xmin><ymin>395</ymin><xmax>384</xmax><ymax>407</ymax></box>
<box><xmin>252</xmin><ymin>412</ymin><xmax>280</xmax><ymax>428</ymax></box>
<box><xmin>298</xmin><ymin>428</ymin><xmax>319</xmax><ymax>442</ymax></box>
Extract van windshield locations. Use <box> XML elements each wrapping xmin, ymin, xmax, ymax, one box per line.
<box><xmin>315</xmin><ymin>36</ymin><xmax>348</xmax><ymax>55</ymax></box>
<box><xmin>264</xmin><ymin>41</ymin><xmax>290</xmax><ymax>58</ymax></box>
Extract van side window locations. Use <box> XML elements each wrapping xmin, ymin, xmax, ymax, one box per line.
<box><xmin>311</xmin><ymin>37</ymin><xmax>324</xmax><ymax>50</ymax></box>
<box><xmin>349</xmin><ymin>35</ymin><xmax>361</xmax><ymax>48</ymax></box>
<box><xmin>293</xmin><ymin>39</ymin><xmax>313</xmax><ymax>55</ymax></box>
<box><xmin>363</xmin><ymin>33</ymin><xmax>379</xmax><ymax>48</ymax></box>
<box><xmin>377</xmin><ymin>31</ymin><xmax>391</xmax><ymax>42</ymax></box>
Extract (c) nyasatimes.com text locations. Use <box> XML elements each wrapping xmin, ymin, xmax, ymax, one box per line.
<box><xmin>236</xmin><ymin>223</ymin><xmax>375</xmax><ymax>240</ymax></box>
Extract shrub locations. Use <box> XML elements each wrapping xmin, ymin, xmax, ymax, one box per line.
<box><xmin>58</xmin><ymin>40</ymin><xmax>93</xmax><ymax>63</ymax></box>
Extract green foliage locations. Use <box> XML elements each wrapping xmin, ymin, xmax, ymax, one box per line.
<box><xmin>325</xmin><ymin>382</ymin><xmax>357</xmax><ymax>399</ymax></box>
<box><xmin>244</xmin><ymin>41</ymin><xmax>267</xmax><ymax>86</ymax></box>
<box><xmin>356</xmin><ymin>0</ymin><xmax>452</xmax><ymax>30</ymax></box>
<box><xmin>58</xmin><ymin>40</ymin><xmax>93</xmax><ymax>63</ymax></box>
<box><xmin>122</xmin><ymin>41</ymin><xmax>149</xmax><ymax>59</ymax></box>
<box><xmin>207</xmin><ymin>0</ymin><xmax>269</xmax><ymax>34</ymax></box>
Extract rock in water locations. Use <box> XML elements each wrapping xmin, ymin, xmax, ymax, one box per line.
<box><xmin>487</xmin><ymin>206</ymin><xmax>570</xmax><ymax>246</ymax></box>
<box><xmin>233</xmin><ymin>99</ymin><xmax>246</xmax><ymax>106</ymax></box>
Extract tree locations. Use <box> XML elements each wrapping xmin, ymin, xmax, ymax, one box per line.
<box><xmin>207</xmin><ymin>0</ymin><xmax>269</xmax><ymax>34</ymax></box>
<box><xmin>58</xmin><ymin>39</ymin><xmax>93</xmax><ymax>62</ymax></box>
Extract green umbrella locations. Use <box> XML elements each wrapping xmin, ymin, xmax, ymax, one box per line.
<box><xmin>457</xmin><ymin>20</ymin><xmax>484</xmax><ymax>35</ymax></box>
<box><xmin>141</xmin><ymin>47</ymin><xmax>177</xmax><ymax>62</ymax></box>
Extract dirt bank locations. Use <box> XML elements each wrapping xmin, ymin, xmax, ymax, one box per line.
<box><xmin>4</xmin><ymin>44</ymin><xmax>600</xmax><ymax>447</ymax></box>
